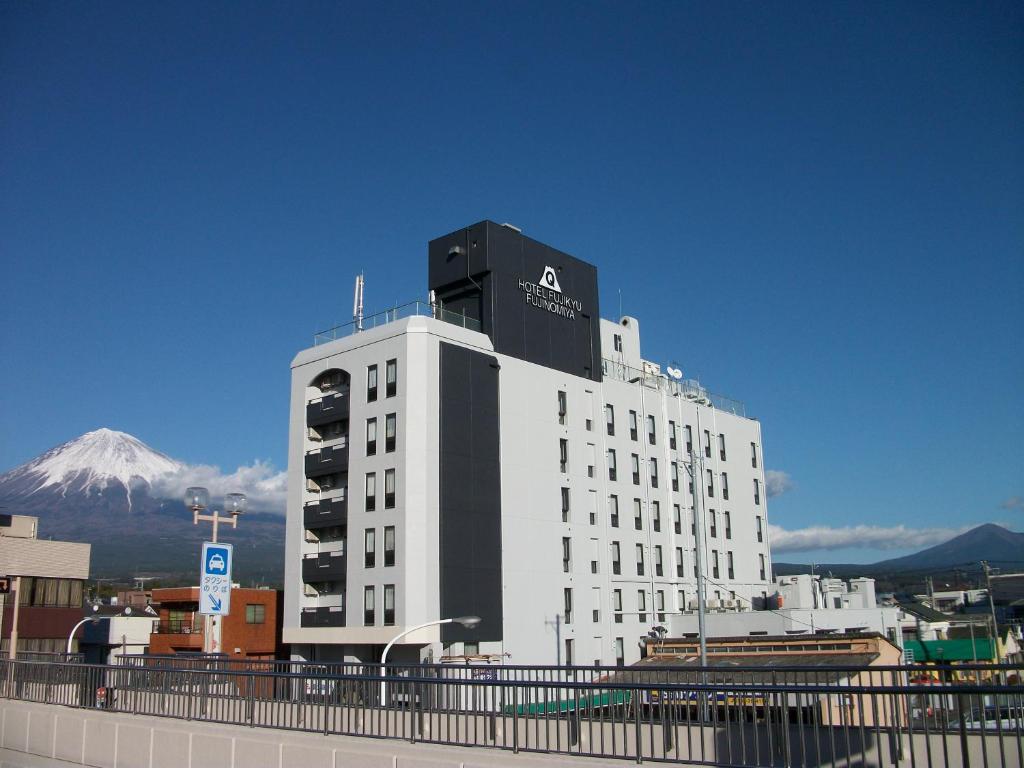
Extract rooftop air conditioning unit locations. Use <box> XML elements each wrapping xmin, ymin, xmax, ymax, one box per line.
<box><xmin>723</xmin><ymin>599</ymin><xmax>736</xmax><ymax>609</ymax></box>
<box><xmin>707</xmin><ymin>599</ymin><xmax>721</xmax><ymax>610</ymax></box>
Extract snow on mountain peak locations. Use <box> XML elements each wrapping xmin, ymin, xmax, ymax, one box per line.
<box><xmin>7</xmin><ymin>428</ymin><xmax>184</xmax><ymax>499</ymax></box>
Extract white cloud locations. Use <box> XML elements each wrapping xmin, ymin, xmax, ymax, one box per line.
<box><xmin>152</xmin><ymin>460</ymin><xmax>287</xmax><ymax>514</ymax></box>
<box><xmin>764</xmin><ymin>469</ymin><xmax>794</xmax><ymax>498</ymax></box>
<box><xmin>1000</xmin><ymin>496</ymin><xmax>1023</xmax><ymax>511</ymax></box>
<box><xmin>768</xmin><ymin>523</ymin><xmax>967</xmax><ymax>554</ymax></box>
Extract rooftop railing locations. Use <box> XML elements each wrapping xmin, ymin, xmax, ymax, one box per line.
<box><xmin>314</xmin><ymin>301</ymin><xmax>482</xmax><ymax>345</ymax></box>
<box><xmin>602</xmin><ymin>358</ymin><xmax>747</xmax><ymax>418</ymax></box>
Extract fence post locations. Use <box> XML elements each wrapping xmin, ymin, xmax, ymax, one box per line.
<box><xmin>634</xmin><ymin>687</ymin><xmax>643</xmax><ymax>764</ymax></box>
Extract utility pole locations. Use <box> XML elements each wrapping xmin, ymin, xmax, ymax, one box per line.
<box><xmin>926</xmin><ymin>576</ymin><xmax>935</xmax><ymax>609</ymax></box>
<box><xmin>545</xmin><ymin>614</ymin><xmax>562</xmax><ymax>666</ymax></box>
<box><xmin>981</xmin><ymin>561</ymin><xmax>999</xmax><ymax>662</ymax></box>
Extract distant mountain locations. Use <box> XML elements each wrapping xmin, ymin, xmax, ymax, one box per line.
<box><xmin>0</xmin><ymin>429</ymin><xmax>285</xmax><ymax>585</ymax></box>
<box><xmin>870</xmin><ymin>524</ymin><xmax>1024</xmax><ymax>572</ymax></box>
<box><xmin>774</xmin><ymin>524</ymin><xmax>1024</xmax><ymax>585</ymax></box>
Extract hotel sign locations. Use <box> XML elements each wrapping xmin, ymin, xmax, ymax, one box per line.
<box><xmin>518</xmin><ymin>266</ymin><xmax>583</xmax><ymax>320</ymax></box>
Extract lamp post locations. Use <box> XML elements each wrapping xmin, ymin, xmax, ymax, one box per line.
<box><xmin>187</xmin><ymin>487</ymin><xmax>246</xmax><ymax>654</ymax></box>
<box><xmin>379</xmin><ymin>616</ymin><xmax>481</xmax><ymax>705</ymax></box>
<box><xmin>67</xmin><ymin>604</ymin><xmax>158</xmax><ymax>655</ymax></box>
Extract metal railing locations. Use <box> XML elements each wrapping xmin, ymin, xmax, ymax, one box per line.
<box><xmin>314</xmin><ymin>301</ymin><xmax>482</xmax><ymax>345</ymax></box>
<box><xmin>2</xmin><ymin>658</ymin><xmax>1021</xmax><ymax>767</ymax></box>
<box><xmin>602</xmin><ymin>359</ymin><xmax>747</xmax><ymax>418</ymax></box>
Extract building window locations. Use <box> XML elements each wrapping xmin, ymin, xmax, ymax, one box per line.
<box><xmin>607</xmin><ymin>449</ymin><xmax>617</xmax><ymax>481</ymax></box>
<box><xmin>384</xmin><ymin>525</ymin><xmax>396</xmax><ymax>566</ymax></box>
<box><xmin>561</xmin><ymin>486</ymin><xmax>571</xmax><ymax>522</ymax></box>
<box><xmin>706</xmin><ymin>469</ymin><xmax>714</xmax><ymax>498</ymax></box>
<box><xmin>385</xmin><ymin>359</ymin><xmax>397</xmax><ymax>397</ymax></box>
<box><xmin>721</xmin><ymin>472</ymin><xmax>729</xmax><ymax>500</ymax></box>
<box><xmin>709</xmin><ymin>509</ymin><xmax>717</xmax><ymax>538</ymax></box>
<box><xmin>629</xmin><ymin>411</ymin><xmax>638</xmax><ymax>441</ymax></box>
<box><xmin>384</xmin><ymin>468</ymin><xmax>396</xmax><ymax>508</ymax></box>
<box><xmin>685</xmin><ymin>425</ymin><xmax>693</xmax><ymax>454</ymax></box>
<box><xmin>650</xmin><ymin>457</ymin><xmax>659</xmax><ymax>488</ymax></box>
<box><xmin>751</xmin><ymin>442</ymin><xmax>758</xmax><ymax>468</ymax></box>
<box><xmin>611</xmin><ymin>542</ymin><xmax>621</xmax><ymax>575</ymax></box>
<box><xmin>647</xmin><ymin>415</ymin><xmax>656</xmax><ymax>445</ymax></box>
<box><xmin>564</xmin><ymin>638</ymin><xmax>574</xmax><ymax>665</ymax></box>
<box><xmin>703</xmin><ymin>430</ymin><xmax>711</xmax><ymax>458</ymax></box>
<box><xmin>590</xmin><ymin>538</ymin><xmax>600</xmax><ymax>573</ymax></box>
<box><xmin>609</xmin><ymin>494</ymin><xmax>619</xmax><ymax>527</ymax></box>
<box><xmin>673</xmin><ymin>504</ymin><xmax>682</xmax><ymax>535</ymax></box>
<box><xmin>656</xmin><ymin>590</ymin><xmax>666</xmax><ymax>622</ymax></box>
<box><xmin>592</xmin><ymin>587</ymin><xmax>601</xmax><ymax>622</ymax></box>
<box><xmin>605</xmin><ymin>404</ymin><xmax>615</xmax><ymax>436</ymax></box>
<box><xmin>383</xmin><ymin>584</ymin><xmax>395</xmax><ymax>626</ymax></box>
<box><xmin>727</xmin><ymin>551</ymin><xmax>735</xmax><ymax>580</ymax></box>
<box><xmin>631</xmin><ymin>454</ymin><xmax>640</xmax><ymax>485</ymax></box>
<box><xmin>637</xmin><ymin>590</ymin><xmax>647</xmax><ymax>623</ymax></box>
<box><xmin>756</xmin><ymin>516</ymin><xmax>763</xmax><ymax>542</ymax></box>
<box><xmin>245</xmin><ymin>604</ymin><xmax>265</xmax><ymax>624</ymax></box>
<box><xmin>655</xmin><ymin>545</ymin><xmax>663</xmax><ymax>577</ymax></box>
<box><xmin>589</xmin><ymin>490</ymin><xmax>598</xmax><ymax>526</ymax></box>
<box><xmin>557</xmin><ymin>390</ymin><xmax>567</xmax><ymax>425</ymax></box>
<box><xmin>635</xmin><ymin>544</ymin><xmax>645</xmax><ymax>576</ymax></box>
<box><xmin>724</xmin><ymin>511</ymin><xmax>732</xmax><ymax>539</ymax></box>
<box><xmin>671</xmin><ymin>462</ymin><xmax>679</xmax><ymax>492</ymax></box>
<box><xmin>363</xmin><ymin>586</ymin><xmax>375</xmax><ymax>626</ymax></box>
<box><xmin>560</xmin><ymin>439</ymin><xmax>569</xmax><ymax>473</ymax></box>
<box><xmin>759</xmin><ymin>554</ymin><xmax>766</xmax><ymax>581</ymax></box>
<box><xmin>633</xmin><ymin>498</ymin><xmax>643</xmax><ymax>531</ymax></box>
<box><xmin>615</xmin><ymin>637</ymin><xmax>625</xmax><ymax>667</ymax></box>
<box><xmin>366</xmin><ymin>418</ymin><xmax>377</xmax><ymax>456</ymax></box>
<box><xmin>718</xmin><ymin>434</ymin><xmax>727</xmax><ymax>462</ymax></box>
<box><xmin>675</xmin><ymin>547</ymin><xmax>684</xmax><ymax>578</ymax></box>
<box><xmin>613</xmin><ymin>333</ymin><xmax>622</xmax><ymax>352</ymax></box>
<box><xmin>693</xmin><ymin>548</ymin><xmax>698</xmax><ymax>577</ymax></box>
<box><xmin>367</xmin><ymin>365</ymin><xmax>378</xmax><ymax>402</ymax></box>
<box><xmin>562</xmin><ymin>537</ymin><xmax>572</xmax><ymax>573</ymax></box>
<box><xmin>668</xmin><ymin>421</ymin><xmax>677</xmax><ymax>451</ymax></box>
<box><xmin>652</xmin><ymin>501</ymin><xmax>661</xmax><ymax>532</ymax></box>
<box><xmin>613</xmin><ymin>590</ymin><xmax>623</xmax><ymax>623</ymax></box>
<box><xmin>691</xmin><ymin>509</ymin><xmax>696</xmax><ymax>536</ymax></box>
<box><xmin>753</xmin><ymin>478</ymin><xmax>761</xmax><ymax>505</ymax></box>
<box><xmin>585</xmin><ymin>390</ymin><xmax>594</xmax><ymax>431</ymax></box>
<box><xmin>712</xmin><ymin>550</ymin><xmax>720</xmax><ymax>579</ymax></box>
<box><xmin>364</xmin><ymin>528</ymin><xmax>376</xmax><ymax>568</ymax></box>
<box><xmin>385</xmin><ymin>413</ymin><xmax>396</xmax><ymax>452</ymax></box>
<box><xmin>365</xmin><ymin>472</ymin><xmax>376</xmax><ymax>511</ymax></box>
<box><xmin>563</xmin><ymin>588</ymin><xmax>573</xmax><ymax>624</ymax></box>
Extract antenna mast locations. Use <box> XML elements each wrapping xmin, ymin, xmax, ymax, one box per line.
<box><xmin>353</xmin><ymin>273</ymin><xmax>365</xmax><ymax>331</ymax></box>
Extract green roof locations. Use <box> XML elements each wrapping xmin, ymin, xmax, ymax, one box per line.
<box><xmin>904</xmin><ymin>638</ymin><xmax>995</xmax><ymax>662</ymax></box>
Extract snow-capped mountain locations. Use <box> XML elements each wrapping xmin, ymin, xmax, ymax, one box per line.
<box><xmin>0</xmin><ymin>428</ymin><xmax>183</xmax><ymax>506</ymax></box>
<box><xmin>0</xmin><ymin>429</ymin><xmax>285</xmax><ymax>583</ymax></box>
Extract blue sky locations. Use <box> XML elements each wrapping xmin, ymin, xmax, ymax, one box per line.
<box><xmin>1</xmin><ymin>2</ymin><xmax>1021</xmax><ymax>563</ymax></box>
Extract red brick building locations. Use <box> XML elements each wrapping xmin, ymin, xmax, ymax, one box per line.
<box><xmin>149</xmin><ymin>587</ymin><xmax>284</xmax><ymax>660</ymax></box>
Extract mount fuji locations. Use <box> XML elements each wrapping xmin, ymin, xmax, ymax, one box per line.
<box><xmin>0</xmin><ymin>429</ymin><xmax>286</xmax><ymax>584</ymax></box>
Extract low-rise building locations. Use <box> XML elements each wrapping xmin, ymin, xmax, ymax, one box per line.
<box><xmin>149</xmin><ymin>587</ymin><xmax>283</xmax><ymax>660</ymax></box>
<box><xmin>0</xmin><ymin>514</ymin><xmax>90</xmax><ymax>656</ymax></box>
<box><xmin>666</xmin><ymin>574</ymin><xmax>902</xmax><ymax>649</ymax></box>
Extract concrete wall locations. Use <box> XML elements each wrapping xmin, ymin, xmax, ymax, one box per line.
<box><xmin>0</xmin><ymin>699</ymin><xmax>637</xmax><ymax>768</ymax></box>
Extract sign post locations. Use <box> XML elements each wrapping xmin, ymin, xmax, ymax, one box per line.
<box><xmin>199</xmin><ymin>542</ymin><xmax>232</xmax><ymax>653</ymax></box>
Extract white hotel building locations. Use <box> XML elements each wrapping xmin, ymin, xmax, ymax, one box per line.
<box><xmin>283</xmin><ymin>221</ymin><xmax>773</xmax><ymax>668</ymax></box>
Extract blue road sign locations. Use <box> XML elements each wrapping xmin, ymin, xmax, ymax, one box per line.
<box><xmin>200</xmin><ymin>542</ymin><xmax>232</xmax><ymax>616</ymax></box>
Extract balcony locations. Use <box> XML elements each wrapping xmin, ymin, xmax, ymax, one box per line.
<box><xmin>152</xmin><ymin>620</ymin><xmax>203</xmax><ymax>635</ymax></box>
<box><xmin>304</xmin><ymin>497</ymin><xmax>348</xmax><ymax>530</ymax></box>
<box><xmin>307</xmin><ymin>392</ymin><xmax>349</xmax><ymax>427</ymax></box>
<box><xmin>301</xmin><ymin>606</ymin><xmax>346</xmax><ymax>627</ymax></box>
<box><xmin>302</xmin><ymin>552</ymin><xmax>347</xmax><ymax>583</ymax></box>
<box><xmin>305</xmin><ymin>445</ymin><xmax>348</xmax><ymax>478</ymax></box>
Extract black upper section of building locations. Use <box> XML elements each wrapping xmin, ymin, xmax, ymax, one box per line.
<box><xmin>428</xmin><ymin>221</ymin><xmax>602</xmax><ymax>382</ymax></box>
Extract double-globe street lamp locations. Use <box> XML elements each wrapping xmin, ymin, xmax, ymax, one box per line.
<box><xmin>186</xmin><ymin>487</ymin><xmax>247</xmax><ymax>654</ymax></box>
<box><xmin>380</xmin><ymin>615</ymin><xmax>481</xmax><ymax>705</ymax></box>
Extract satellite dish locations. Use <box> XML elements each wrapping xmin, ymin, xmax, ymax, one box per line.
<box><xmin>666</xmin><ymin>366</ymin><xmax>683</xmax><ymax>380</ymax></box>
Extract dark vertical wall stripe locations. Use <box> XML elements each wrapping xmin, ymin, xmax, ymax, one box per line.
<box><xmin>438</xmin><ymin>342</ymin><xmax>503</xmax><ymax>643</ymax></box>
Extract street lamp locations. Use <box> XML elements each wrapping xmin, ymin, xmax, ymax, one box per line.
<box><xmin>67</xmin><ymin>604</ymin><xmax>158</xmax><ymax>655</ymax></box>
<box><xmin>379</xmin><ymin>615</ymin><xmax>481</xmax><ymax>704</ymax></box>
<box><xmin>187</xmin><ymin>487</ymin><xmax>246</xmax><ymax>544</ymax></box>
<box><xmin>186</xmin><ymin>487</ymin><xmax>246</xmax><ymax>654</ymax></box>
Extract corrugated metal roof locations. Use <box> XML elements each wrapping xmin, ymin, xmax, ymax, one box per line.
<box><xmin>615</xmin><ymin>653</ymin><xmax>880</xmax><ymax>685</ymax></box>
